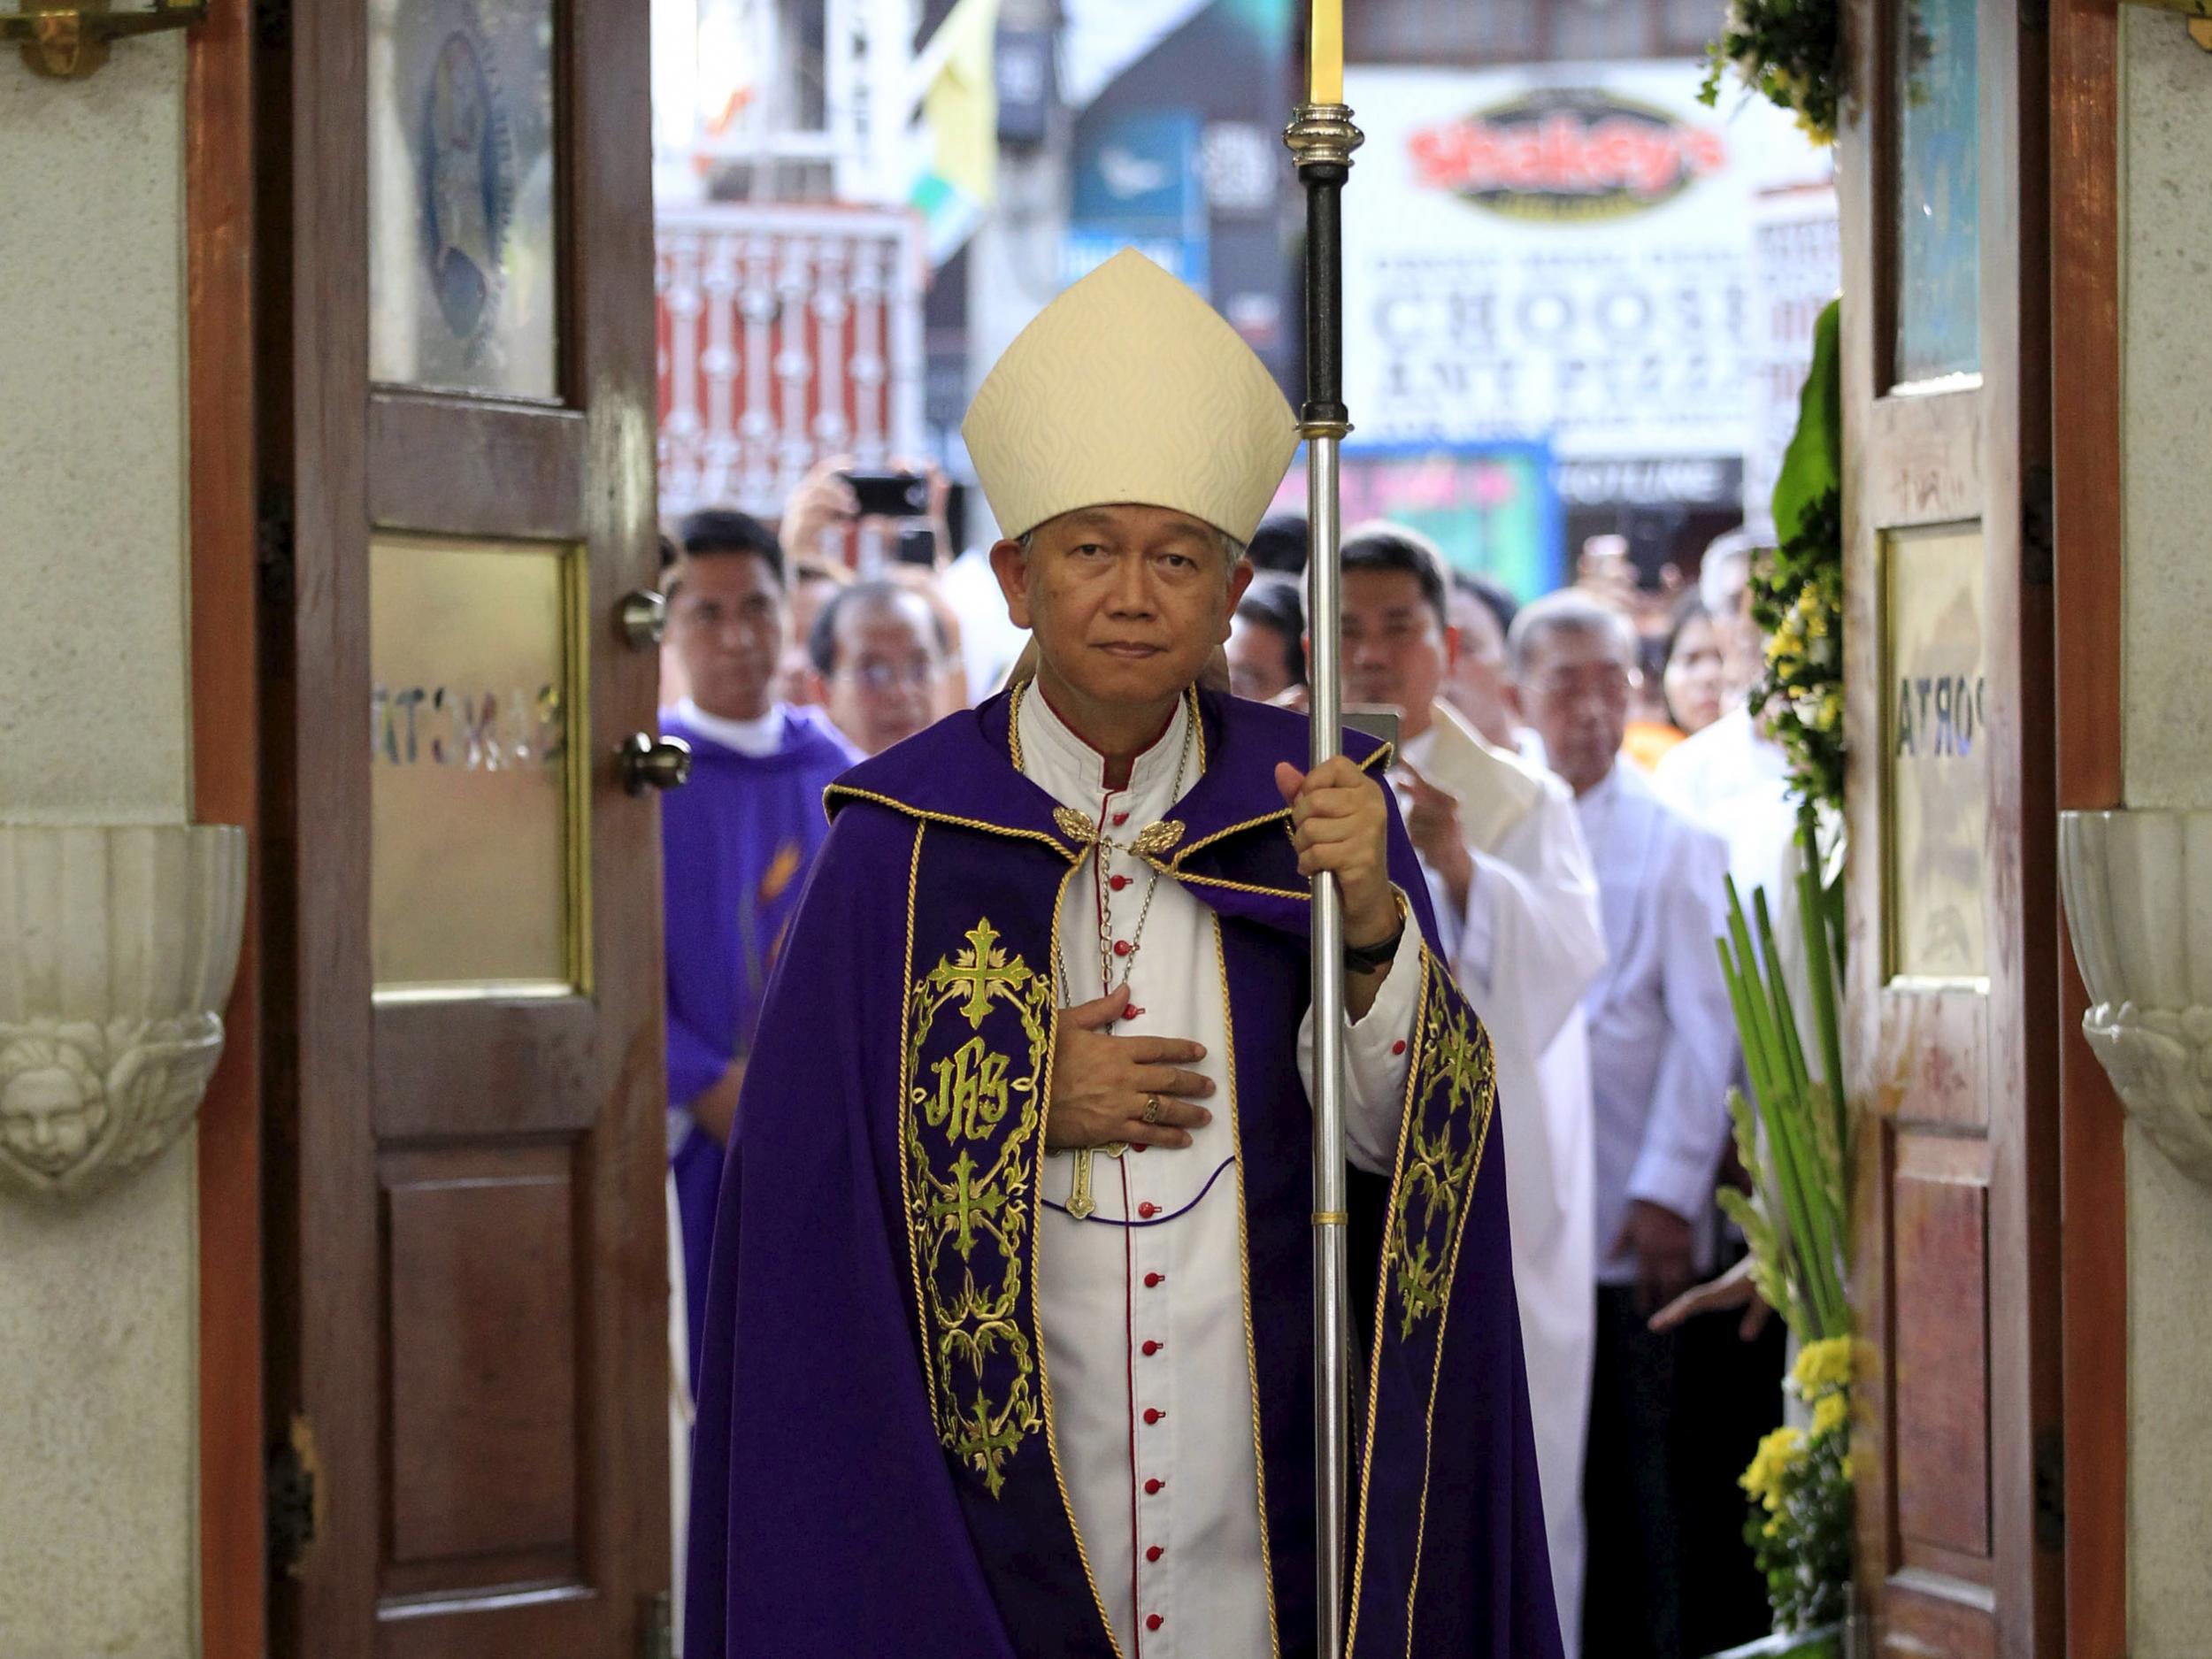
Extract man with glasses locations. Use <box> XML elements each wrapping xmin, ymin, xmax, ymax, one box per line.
<box><xmin>808</xmin><ymin>579</ymin><xmax>950</xmax><ymax>756</ymax></box>
<box><xmin>1509</xmin><ymin>589</ymin><xmax>1738</xmax><ymax>1659</ymax></box>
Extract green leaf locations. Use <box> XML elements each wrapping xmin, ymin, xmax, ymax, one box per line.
<box><xmin>1773</xmin><ymin>298</ymin><xmax>1841</xmax><ymax>549</ymax></box>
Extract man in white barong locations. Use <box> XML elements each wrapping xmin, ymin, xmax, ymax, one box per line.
<box><xmin>1510</xmin><ymin>589</ymin><xmax>1739</xmax><ymax>1659</ymax></box>
<box><xmin>1337</xmin><ymin>525</ymin><xmax>1609</xmax><ymax>1654</ymax></box>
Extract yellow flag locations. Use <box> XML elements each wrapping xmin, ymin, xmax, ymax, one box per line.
<box><xmin>910</xmin><ymin>0</ymin><xmax>1001</xmax><ymax>262</ymax></box>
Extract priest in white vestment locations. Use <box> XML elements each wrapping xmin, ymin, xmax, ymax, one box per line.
<box><xmin>1335</xmin><ymin>525</ymin><xmax>1609</xmax><ymax>1654</ymax></box>
<box><xmin>1510</xmin><ymin>588</ymin><xmax>1739</xmax><ymax>1659</ymax></box>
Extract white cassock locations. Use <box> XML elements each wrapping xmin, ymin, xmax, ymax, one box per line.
<box><xmin>1655</xmin><ymin>706</ymin><xmax>1825</xmax><ymax>1073</ymax></box>
<box><xmin>1653</xmin><ymin>706</ymin><xmax>1793</xmax><ymax>904</ymax></box>
<box><xmin>1394</xmin><ymin>701</ymin><xmax>1607</xmax><ymax>1656</ymax></box>
<box><xmin>1019</xmin><ymin>687</ymin><xmax>1422</xmax><ymax>1659</ymax></box>
<box><xmin>1575</xmin><ymin>762</ymin><xmax>1740</xmax><ymax>1284</ymax></box>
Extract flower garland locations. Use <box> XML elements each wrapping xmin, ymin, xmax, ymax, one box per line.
<box><xmin>1700</xmin><ymin>0</ymin><xmax>1847</xmax><ymax>146</ymax></box>
<box><xmin>1724</xmin><ymin>296</ymin><xmax>1855</xmax><ymax>1640</ymax></box>
<box><xmin>1749</xmin><ymin>488</ymin><xmax>1846</xmax><ymax>818</ymax></box>
<box><xmin>1750</xmin><ymin>297</ymin><xmax>1846</xmax><ymax>821</ymax></box>
<box><xmin>1742</xmin><ymin>1339</ymin><xmax>1856</xmax><ymax>1632</ymax></box>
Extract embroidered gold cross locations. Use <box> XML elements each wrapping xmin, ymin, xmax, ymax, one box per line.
<box><xmin>933</xmin><ymin>919</ymin><xmax>1032</xmax><ymax>1026</ymax></box>
<box><xmin>932</xmin><ymin>1148</ymin><xmax>1006</xmax><ymax>1255</ymax></box>
<box><xmin>956</xmin><ymin>1395</ymin><xmax>1029</xmax><ymax>1495</ymax></box>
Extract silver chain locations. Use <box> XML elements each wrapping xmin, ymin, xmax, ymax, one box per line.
<box><xmin>1053</xmin><ymin>702</ymin><xmax>1194</xmax><ymax>1007</ymax></box>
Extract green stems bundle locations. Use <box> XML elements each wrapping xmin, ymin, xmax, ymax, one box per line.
<box><xmin>1716</xmin><ymin>803</ymin><xmax>1852</xmax><ymax>1344</ymax></box>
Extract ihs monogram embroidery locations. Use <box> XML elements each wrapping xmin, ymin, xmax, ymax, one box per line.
<box><xmin>902</xmin><ymin>919</ymin><xmax>1054</xmax><ymax>1496</ymax></box>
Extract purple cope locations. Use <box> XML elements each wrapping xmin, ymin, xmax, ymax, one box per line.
<box><xmin>684</xmin><ymin>687</ymin><xmax>1562</xmax><ymax>1659</ymax></box>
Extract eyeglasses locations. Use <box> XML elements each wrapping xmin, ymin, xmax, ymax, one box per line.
<box><xmin>836</xmin><ymin>661</ymin><xmax>937</xmax><ymax>691</ymax></box>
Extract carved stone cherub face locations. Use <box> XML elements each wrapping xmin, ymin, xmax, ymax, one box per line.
<box><xmin>0</xmin><ymin>1035</ymin><xmax>109</xmax><ymax>1179</ymax></box>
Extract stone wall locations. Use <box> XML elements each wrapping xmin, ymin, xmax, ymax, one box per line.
<box><xmin>2119</xmin><ymin>12</ymin><xmax>2212</xmax><ymax>1655</ymax></box>
<box><xmin>0</xmin><ymin>39</ymin><xmax>199</xmax><ymax>1659</ymax></box>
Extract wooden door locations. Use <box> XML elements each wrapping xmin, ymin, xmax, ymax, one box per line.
<box><xmin>261</xmin><ymin>0</ymin><xmax>669</xmax><ymax>1655</ymax></box>
<box><xmin>1837</xmin><ymin>0</ymin><xmax>2062</xmax><ymax>1654</ymax></box>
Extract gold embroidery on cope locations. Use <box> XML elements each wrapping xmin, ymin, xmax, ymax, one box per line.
<box><xmin>903</xmin><ymin>918</ymin><xmax>1056</xmax><ymax>1496</ymax></box>
<box><xmin>1386</xmin><ymin>973</ymin><xmax>1495</xmax><ymax>1339</ymax></box>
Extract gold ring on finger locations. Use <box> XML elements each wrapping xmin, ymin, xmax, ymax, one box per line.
<box><xmin>1142</xmin><ymin>1094</ymin><xmax>1164</xmax><ymax>1125</ymax></box>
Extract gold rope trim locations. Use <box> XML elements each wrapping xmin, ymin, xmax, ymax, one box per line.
<box><xmin>1136</xmin><ymin>856</ymin><xmax>1310</xmax><ymax>902</ymax></box>
<box><xmin>1170</xmin><ymin>743</ymin><xmax>1394</xmax><ymax>871</ymax></box>
<box><xmin>1214</xmin><ymin>910</ymin><xmax>1283</xmax><ymax>1658</ymax></box>
<box><xmin>1345</xmin><ymin>946</ymin><xmax>1435</xmax><ymax>1658</ymax></box>
<box><xmin>1032</xmin><ymin>861</ymin><xmax>1128</xmax><ymax>1658</ymax></box>
<box><xmin>826</xmin><ymin>784</ymin><xmax>1083</xmax><ymax>864</ymax></box>
<box><xmin>896</xmin><ymin>820</ymin><xmax>932</xmax><ymax>1434</ymax></box>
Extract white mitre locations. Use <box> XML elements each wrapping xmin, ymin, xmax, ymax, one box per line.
<box><xmin>962</xmin><ymin>249</ymin><xmax>1300</xmax><ymax>544</ymax></box>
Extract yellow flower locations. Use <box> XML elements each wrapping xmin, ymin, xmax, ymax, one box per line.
<box><xmin>1840</xmin><ymin>1454</ymin><xmax>1855</xmax><ymax>1482</ymax></box>
<box><xmin>1795</xmin><ymin>111</ymin><xmax>1838</xmax><ymax>148</ymax></box>
<box><xmin>1797</xmin><ymin>588</ymin><xmax>1830</xmax><ymax>638</ymax></box>
<box><xmin>1741</xmin><ymin>1425</ymin><xmax>1806</xmax><ymax>1509</ymax></box>
<box><xmin>1812</xmin><ymin>1392</ymin><xmax>1849</xmax><ymax>1438</ymax></box>
<box><xmin>1793</xmin><ymin>1335</ymin><xmax>1854</xmax><ymax>1394</ymax></box>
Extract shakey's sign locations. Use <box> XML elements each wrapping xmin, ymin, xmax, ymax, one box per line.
<box><xmin>1343</xmin><ymin>63</ymin><xmax>1830</xmax><ymax>464</ymax></box>
<box><xmin>1407</xmin><ymin>88</ymin><xmax>1730</xmax><ymax>221</ymax></box>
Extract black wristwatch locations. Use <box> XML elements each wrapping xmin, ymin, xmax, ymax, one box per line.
<box><xmin>1342</xmin><ymin>896</ymin><xmax>1407</xmax><ymax>975</ymax></box>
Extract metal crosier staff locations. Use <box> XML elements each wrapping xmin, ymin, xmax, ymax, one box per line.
<box><xmin>1286</xmin><ymin>68</ymin><xmax>1364</xmax><ymax>1659</ymax></box>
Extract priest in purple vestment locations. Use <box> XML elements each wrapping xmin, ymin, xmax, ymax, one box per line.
<box><xmin>660</xmin><ymin>507</ymin><xmax>859</xmax><ymax>1386</ymax></box>
<box><xmin>685</xmin><ymin>251</ymin><xmax>1559</xmax><ymax>1658</ymax></box>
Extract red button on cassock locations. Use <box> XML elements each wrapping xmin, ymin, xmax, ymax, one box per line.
<box><xmin>1144</xmin><ymin>1478</ymin><xmax>1164</xmax><ymax>1495</ymax></box>
<box><xmin>1138</xmin><ymin>1201</ymin><xmax>1158</xmax><ymax>1218</ymax></box>
<box><xmin>1141</xmin><ymin>1340</ymin><xmax>1162</xmax><ymax>1356</ymax></box>
<box><xmin>1113</xmin><ymin>811</ymin><xmax>1131</xmax><ymax>826</ymax></box>
<box><xmin>1392</xmin><ymin>1039</ymin><xmax>1407</xmax><ymax>1056</ymax></box>
<box><xmin>1143</xmin><ymin>1408</ymin><xmax>1164</xmax><ymax>1425</ymax></box>
<box><xmin>1146</xmin><ymin>1545</ymin><xmax>1164</xmax><ymax>1563</ymax></box>
<box><xmin>1144</xmin><ymin>1272</ymin><xmax>1164</xmax><ymax>1288</ymax></box>
<box><xmin>1147</xmin><ymin>1615</ymin><xmax>1164</xmax><ymax>1632</ymax></box>
<box><xmin>1110</xmin><ymin>874</ymin><xmax>1130</xmax><ymax>891</ymax></box>
<box><xmin>1113</xmin><ymin>939</ymin><xmax>1133</xmax><ymax>956</ymax></box>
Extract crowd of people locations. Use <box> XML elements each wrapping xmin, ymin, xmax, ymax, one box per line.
<box><xmin>657</xmin><ymin>440</ymin><xmax>1805</xmax><ymax>1656</ymax></box>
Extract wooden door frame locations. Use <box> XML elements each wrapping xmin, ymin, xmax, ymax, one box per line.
<box><xmin>260</xmin><ymin>0</ymin><xmax>379</xmax><ymax>1636</ymax></box>
<box><xmin>2048</xmin><ymin>0</ymin><xmax>2128</xmax><ymax>1653</ymax></box>
<box><xmin>1837</xmin><ymin>0</ymin><xmax>2062</xmax><ymax>1650</ymax></box>
<box><xmin>189</xmin><ymin>0</ymin><xmax>266</xmax><ymax>1654</ymax></box>
<box><xmin>259</xmin><ymin>0</ymin><xmax>665</xmax><ymax>1651</ymax></box>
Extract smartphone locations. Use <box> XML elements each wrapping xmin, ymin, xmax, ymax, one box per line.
<box><xmin>839</xmin><ymin>470</ymin><xmax>929</xmax><ymax>518</ymax></box>
<box><xmin>894</xmin><ymin>526</ymin><xmax>937</xmax><ymax>567</ymax></box>
<box><xmin>1342</xmin><ymin>704</ymin><xmax>1402</xmax><ymax>752</ymax></box>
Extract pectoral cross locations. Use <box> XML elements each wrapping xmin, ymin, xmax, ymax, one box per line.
<box><xmin>1066</xmin><ymin>1140</ymin><xmax>1127</xmax><ymax>1220</ymax></box>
